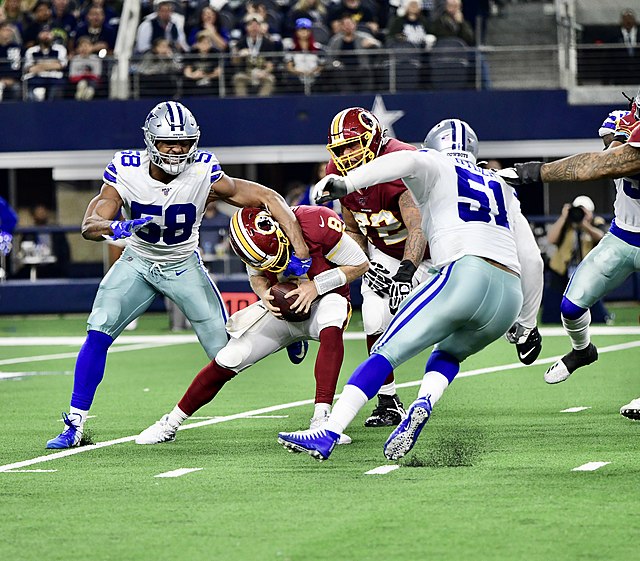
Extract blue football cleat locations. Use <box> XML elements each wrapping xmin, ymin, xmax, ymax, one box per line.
<box><xmin>46</xmin><ymin>412</ymin><xmax>83</xmax><ymax>449</ymax></box>
<box><xmin>383</xmin><ymin>396</ymin><xmax>432</xmax><ymax>460</ymax></box>
<box><xmin>286</xmin><ymin>340</ymin><xmax>308</xmax><ymax>365</ymax></box>
<box><xmin>278</xmin><ymin>428</ymin><xmax>340</xmax><ymax>461</ymax></box>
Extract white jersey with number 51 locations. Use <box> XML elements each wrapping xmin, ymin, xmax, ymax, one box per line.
<box><xmin>102</xmin><ymin>149</ymin><xmax>224</xmax><ymax>263</ymax></box>
<box><xmin>345</xmin><ymin>149</ymin><xmax>521</xmax><ymax>274</ymax></box>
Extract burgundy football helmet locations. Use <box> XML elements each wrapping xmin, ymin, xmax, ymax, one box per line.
<box><xmin>326</xmin><ymin>107</ymin><xmax>386</xmax><ymax>175</ymax></box>
<box><xmin>229</xmin><ymin>207</ymin><xmax>291</xmax><ymax>273</ymax></box>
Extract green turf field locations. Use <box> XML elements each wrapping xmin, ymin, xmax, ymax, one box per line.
<box><xmin>0</xmin><ymin>310</ymin><xmax>638</xmax><ymax>561</ymax></box>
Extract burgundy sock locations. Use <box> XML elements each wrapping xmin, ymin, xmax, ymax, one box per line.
<box><xmin>367</xmin><ymin>333</ymin><xmax>395</xmax><ymax>387</ymax></box>
<box><xmin>314</xmin><ymin>326</ymin><xmax>344</xmax><ymax>404</ymax></box>
<box><xmin>178</xmin><ymin>360</ymin><xmax>237</xmax><ymax>416</ymax></box>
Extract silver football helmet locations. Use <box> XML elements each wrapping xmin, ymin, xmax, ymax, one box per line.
<box><xmin>142</xmin><ymin>101</ymin><xmax>201</xmax><ymax>175</ymax></box>
<box><xmin>422</xmin><ymin>119</ymin><xmax>479</xmax><ymax>163</ymax></box>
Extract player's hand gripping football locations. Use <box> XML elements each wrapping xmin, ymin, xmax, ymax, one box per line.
<box><xmin>259</xmin><ymin>290</ymin><xmax>282</xmax><ymax>319</ymax></box>
<box><xmin>285</xmin><ymin>281</ymin><xmax>318</xmax><ymax>316</ymax></box>
<box><xmin>109</xmin><ymin>216</ymin><xmax>153</xmax><ymax>240</ymax></box>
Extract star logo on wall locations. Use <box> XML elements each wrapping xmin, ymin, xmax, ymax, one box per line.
<box><xmin>371</xmin><ymin>95</ymin><xmax>405</xmax><ymax>139</ymax></box>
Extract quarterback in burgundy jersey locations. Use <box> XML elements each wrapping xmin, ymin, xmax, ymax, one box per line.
<box><xmin>136</xmin><ymin>205</ymin><xmax>369</xmax><ymax>446</ymax></box>
<box><xmin>325</xmin><ymin>107</ymin><xmax>431</xmax><ymax>428</ymax></box>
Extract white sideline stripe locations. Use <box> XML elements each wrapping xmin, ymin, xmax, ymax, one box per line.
<box><xmin>1</xmin><ymin>325</ymin><xmax>639</xmax><ymax>347</ymax></box>
<box><xmin>1</xmin><ymin>340</ymin><xmax>639</xmax><ymax>473</ymax></box>
<box><xmin>245</xmin><ymin>415</ymin><xmax>289</xmax><ymax>419</ymax></box>
<box><xmin>560</xmin><ymin>407</ymin><xmax>591</xmax><ymax>413</ymax></box>
<box><xmin>154</xmin><ymin>468</ymin><xmax>202</xmax><ymax>478</ymax></box>
<box><xmin>365</xmin><ymin>465</ymin><xmax>400</xmax><ymax>475</ymax></box>
<box><xmin>5</xmin><ymin>469</ymin><xmax>57</xmax><ymax>473</ymax></box>
<box><xmin>0</xmin><ymin>342</ymin><xmax>192</xmax><ymax>367</ymax></box>
<box><xmin>0</xmin><ymin>371</ymin><xmax>72</xmax><ymax>380</ymax></box>
<box><xmin>572</xmin><ymin>461</ymin><xmax>610</xmax><ymax>472</ymax></box>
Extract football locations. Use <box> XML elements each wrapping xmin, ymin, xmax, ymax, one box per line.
<box><xmin>269</xmin><ymin>282</ymin><xmax>311</xmax><ymax>322</ymax></box>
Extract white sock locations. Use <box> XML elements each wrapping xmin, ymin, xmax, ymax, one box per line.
<box><xmin>377</xmin><ymin>382</ymin><xmax>396</xmax><ymax>396</ymax></box>
<box><xmin>313</xmin><ymin>403</ymin><xmax>331</xmax><ymax>418</ymax></box>
<box><xmin>562</xmin><ymin>310</ymin><xmax>591</xmax><ymax>350</ymax></box>
<box><xmin>418</xmin><ymin>371</ymin><xmax>449</xmax><ymax>406</ymax></box>
<box><xmin>325</xmin><ymin>384</ymin><xmax>369</xmax><ymax>434</ymax></box>
<box><xmin>69</xmin><ymin>407</ymin><xmax>88</xmax><ymax>429</ymax></box>
<box><xmin>168</xmin><ymin>405</ymin><xmax>189</xmax><ymax>428</ymax></box>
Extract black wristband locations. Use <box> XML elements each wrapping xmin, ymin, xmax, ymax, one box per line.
<box><xmin>393</xmin><ymin>259</ymin><xmax>417</xmax><ymax>282</ymax></box>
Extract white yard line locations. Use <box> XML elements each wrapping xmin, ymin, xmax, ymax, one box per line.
<box><xmin>365</xmin><ymin>465</ymin><xmax>400</xmax><ymax>475</ymax></box>
<box><xmin>560</xmin><ymin>407</ymin><xmax>591</xmax><ymax>413</ymax></box>
<box><xmin>572</xmin><ymin>462</ymin><xmax>611</xmax><ymax>472</ymax></box>
<box><xmin>154</xmin><ymin>468</ymin><xmax>202</xmax><ymax>478</ymax></box>
<box><xmin>1</xmin><ymin>340</ymin><xmax>638</xmax><ymax>473</ymax></box>
<box><xmin>5</xmin><ymin>469</ymin><xmax>57</xmax><ymax>473</ymax></box>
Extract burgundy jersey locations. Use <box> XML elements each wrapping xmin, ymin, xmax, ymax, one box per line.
<box><xmin>327</xmin><ymin>138</ymin><xmax>429</xmax><ymax>261</ymax></box>
<box><xmin>263</xmin><ymin>205</ymin><xmax>351</xmax><ymax>300</ymax></box>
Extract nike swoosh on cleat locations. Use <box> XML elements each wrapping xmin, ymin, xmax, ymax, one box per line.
<box><xmin>519</xmin><ymin>347</ymin><xmax>537</xmax><ymax>360</ymax></box>
<box><xmin>175</xmin><ymin>269</ymin><xmax>188</xmax><ymax>276</ymax></box>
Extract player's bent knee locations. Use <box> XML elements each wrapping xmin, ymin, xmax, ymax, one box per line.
<box><xmin>216</xmin><ymin>339</ymin><xmax>252</xmax><ymax>371</ymax></box>
<box><xmin>315</xmin><ymin>293</ymin><xmax>349</xmax><ymax>330</ymax></box>
<box><xmin>560</xmin><ymin>296</ymin><xmax>587</xmax><ymax>320</ymax></box>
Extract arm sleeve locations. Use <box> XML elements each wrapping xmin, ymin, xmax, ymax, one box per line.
<box><xmin>512</xmin><ymin>211</ymin><xmax>543</xmax><ymax>328</ymax></box>
<box><xmin>325</xmin><ymin>232</ymin><xmax>368</xmax><ymax>266</ymax></box>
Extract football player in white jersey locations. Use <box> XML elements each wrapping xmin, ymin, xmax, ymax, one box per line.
<box><xmin>278</xmin><ymin>119</ymin><xmax>524</xmax><ymax>461</ymax></box>
<box><xmin>46</xmin><ymin>100</ymin><xmax>313</xmax><ymax>449</ymax></box>
<box><xmin>499</xmin><ymin>97</ymin><xmax>640</xmax><ymax>418</ymax></box>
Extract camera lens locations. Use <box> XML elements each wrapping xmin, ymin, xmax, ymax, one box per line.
<box><xmin>568</xmin><ymin>206</ymin><xmax>585</xmax><ymax>223</ymax></box>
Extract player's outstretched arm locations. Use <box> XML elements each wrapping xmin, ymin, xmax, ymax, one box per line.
<box><xmin>81</xmin><ymin>184</ymin><xmax>124</xmax><ymax>241</ymax></box>
<box><xmin>210</xmin><ymin>175</ymin><xmax>310</xmax><ymax>262</ymax></box>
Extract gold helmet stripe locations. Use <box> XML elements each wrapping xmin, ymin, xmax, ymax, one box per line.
<box><xmin>231</xmin><ymin>212</ymin><xmax>264</xmax><ymax>263</ymax></box>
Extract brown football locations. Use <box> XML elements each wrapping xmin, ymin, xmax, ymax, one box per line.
<box><xmin>269</xmin><ymin>282</ymin><xmax>311</xmax><ymax>322</ymax></box>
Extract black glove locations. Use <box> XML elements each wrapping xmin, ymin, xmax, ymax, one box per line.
<box><xmin>498</xmin><ymin>162</ymin><xmax>543</xmax><ymax>186</ymax></box>
<box><xmin>363</xmin><ymin>261</ymin><xmax>392</xmax><ymax>298</ymax></box>
<box><xmin>313</xmin><ymin>176</ymin><xmax>348</xmax><ymax>204</ymax></box>
<box><xmin>389</xmin><ymin>260</ymin><xmax>417</xmax><ymax>314</ymax></box>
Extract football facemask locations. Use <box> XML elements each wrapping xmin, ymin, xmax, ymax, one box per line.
<box><xmin>229</xmin><ymin>207</ymin><xmax>292</xmax><ymax>273</ymax></box>
<box><xmin>142</xmin><ymin>101</ymin><xmax>201</xmax><ymax>175</ymax></box>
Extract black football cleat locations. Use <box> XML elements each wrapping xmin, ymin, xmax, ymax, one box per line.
<box><xmin>364</xmin><ymin>394</ymin><xmax>405</xmax><ymax>427</ymax></box>
<box><xmin>544</xmin><ymin>343</ymin><xmax>598</xmax><ymax>384</ymax></box>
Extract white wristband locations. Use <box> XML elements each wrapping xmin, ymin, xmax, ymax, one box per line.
<box><xmin>313</xmin><ymin>268</ymin><xmax>347</xmax><ymax>296</ymax></box>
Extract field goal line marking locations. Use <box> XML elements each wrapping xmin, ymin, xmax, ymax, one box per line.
<box><xmin>1</xmin><ymin>339</ymin><xmax>639</xmax><ymax>473</ymax></box>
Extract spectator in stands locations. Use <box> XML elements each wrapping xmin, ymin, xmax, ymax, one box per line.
<box><xmin>22</xmin><ymin>0</ymin><xmax>56</xmax><ymax>48</ymax></box>
<box><xmin>283</xmin><ymin>17</ymin><xmax>324</xmax><ymax>94</ymax></box>
<box><xmin>431</xmin><ymin>0</ymin><xmax>474</xmax><ymax>46</ymax></box>
<box><xmin>182</xmin><ymin>31</ymin><xmax>222</xmax><ymax>96</ymax></box>
<box><xmin>69</xmin><ymin>35</ymin><xmax>102</xmax><ymax>99</ymax></box>
<box><xmin>542</xmin><ymin>196</ymin><xmax>610</xmax><ymax>324</ymax></box>
<box><xmin>284</xmin><ymin>0</ymin><xmax>327</xmax><ymax>38</ymax></box>
<box><xmin>0</xmin><ymin>0</ymin><xmax>30</xmax><ymax>41</ymax></box>
<box><xmin>612</xmin><ymin>8</ymin><xmax>639</xmax><ymax>85</ymax></box>
<box><xmin>327</xmin><ymin>0</ymin><xmax>379</xmax><ymax>38</ymax></box>
<box><xmin>51</xmin><ymin>0</ymin><xmax>78</xmax><ymax>51</ymax></box>
<box><xmin>22</xmin><ymin>28</ymin><xmax>68</xmax><ymax>100</ymax></box>
<box><xmin>186</xmin><ymin>5</ymin><xmax>229</xmax><ymax>51</ymax></box>
<box><xmin>241</xmin><ymin>1</ymin><xmax>283</xmax><ymax>45</ymax></box>
<box><xmin>0</xmin><ymin>21</ymin><xmax>22</xmax><ymax>101</ymax></box>
<box><xmin>325</xmin><ymin>13</ymin><xmax>380</xmax><ymax>93</ymax></box>
<box><xmin>386</xmin><ymin>0</ymin><xmax>435</xmax><ymax>48</ymax></box>
<box><xmin>18</xmin><ymin>203</ymin><xmax>71</xmax><ymax>278</ymax></box>
<box><xmin>73</xmin><ymin>4</ymin><xmax>117</xmax><ymax>55</ymax></box>
<box><xmin>135</xmin><ymin>0</ymin><xmax>188</xmax><ymax>54</ymax></box>
<box><xmin>136</xmin><ymin>36</ymin><xmax>182</xmax><ymax>97</ymax></box>
<box><xmin>231</xmin><ymin>13</ymin><xmax>279</xmax><ymax>97</ymax></box>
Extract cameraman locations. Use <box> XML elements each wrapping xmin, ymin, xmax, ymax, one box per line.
<box><xmin>542</xmin><ymin>196</ymin><xmax>609</xmax><ymax>323</ymax></box>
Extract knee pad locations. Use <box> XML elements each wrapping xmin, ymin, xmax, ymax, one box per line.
<box><xmin>560</xmin><ymin>296</ymin><xmax>587</xmax><ymax>320</ymax></box>
<box><xmin>215</xmin><ymin>338</ymin><xmax>252</xmax><ymax>371</ymax></box>
<box><xmin>315</xmin><ymin>293</ymin><xmax>349</xmax><ymax>331</ymax></box>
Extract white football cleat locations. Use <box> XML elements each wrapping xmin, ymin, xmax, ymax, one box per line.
<box><xmin>620</xmin><ymin>398</ymin><xmax>640</xmax><ymax>420</ymax></box>
<box><xmin>544</xmin><ymin>344</ymin><xmax>598</xmax><ymax>384</ymax></box>
<box><xmin>309</xmin><ymin>408</ymin><xmax>351</xmax><ymax>445</ymax></box>
<box><xmin>135</xmin><ymin>414</ymin><xmax>179</xmax><ymax>445</ymax></box>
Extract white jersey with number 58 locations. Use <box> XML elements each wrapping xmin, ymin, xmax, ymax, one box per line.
<box><xmin>345</xmin><ymin>149</ymin><xmax>521</xmax><ymax>273</ymax></box>
<box><xmin>102</xmin><ymin>149</ymin><xmax>224</xmax><ymax>263</ymax></box>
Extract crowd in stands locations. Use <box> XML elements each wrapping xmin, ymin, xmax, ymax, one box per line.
<box><xmin>0</xmin><ymin>0</ymin><xmax>636</xmax><ymax>100</ymax></box>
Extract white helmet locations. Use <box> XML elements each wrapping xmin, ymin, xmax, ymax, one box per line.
<box><xmin>142</xmin><ymin>101</ymin><xmax>201</xmax><ymax>175</ymax></box>
<box><xmin>422</xmin><ymin>119</ymin><xmax>479</xmax><ymax>163</ymax></box>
